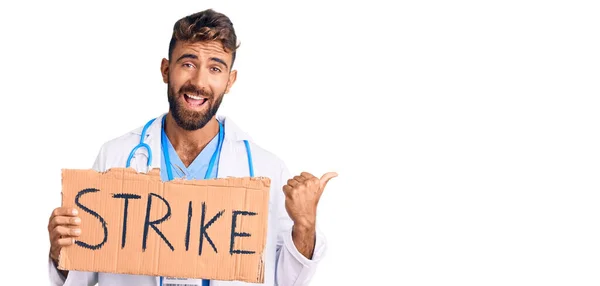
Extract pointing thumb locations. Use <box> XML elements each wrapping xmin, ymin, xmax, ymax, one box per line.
<box><xmin>319</xmin><ymin>172</ymin><xmax>338</xmax><ymax>191</ymax></box>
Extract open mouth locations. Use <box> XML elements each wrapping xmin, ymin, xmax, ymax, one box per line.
<box><xmin>184</xmin><ymin>93</ymin><xmax>208</xmax><ymax>106</ymax></box>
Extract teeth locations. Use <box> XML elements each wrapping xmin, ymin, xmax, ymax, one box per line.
<box><xmin>186</xmin><ymin>94</ymin><xmax>204</xmax><ymax>100</ymax></box>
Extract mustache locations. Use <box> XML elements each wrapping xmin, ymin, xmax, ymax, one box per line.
<box><xmin>178</xmin><ymin>83</ymin><xmax>213</xmax><ymax>98</ymax></box>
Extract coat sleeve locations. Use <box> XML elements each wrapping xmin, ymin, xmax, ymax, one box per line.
<box><xmin>48</xmin><ymin>145</ymin><xmax>106</xmax><ymax>286</ymax></box>
<box><xmin>274</xmin><ymin>162</ymin><xmax>328</xmax><ymax>286</ymax></box>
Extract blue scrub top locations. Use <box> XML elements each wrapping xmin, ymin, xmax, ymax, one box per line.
<box><xmin>160</xmin><ymin>130</ymin><xmax>220</xmax><ymax>181</ymax></box>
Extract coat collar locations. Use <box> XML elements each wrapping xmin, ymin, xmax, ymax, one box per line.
<box><xmin>130</xmin><ymin>113</ymin><xmax>252</xmax><ymax>169</ymax></box>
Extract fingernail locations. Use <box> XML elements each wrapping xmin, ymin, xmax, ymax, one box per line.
<box><xmin>73</xmin><ymin>217</ymin><xmax>81</xmax><ymax>224</ymax></box>
<box><xmin>72</xmin><ymin>209</ymin><xmax>78</xmax><ymax>215</ymax></box>
<box><xmin>73</xmin><ymin>229</ymin><xmax>81</xmax><ymax>235</ymax></box>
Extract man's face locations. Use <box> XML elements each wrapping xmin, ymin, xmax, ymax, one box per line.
<box><xmin>161</xmin><ymin>40</ymin><xmax>237</xmax><ymax>131</ymax></box>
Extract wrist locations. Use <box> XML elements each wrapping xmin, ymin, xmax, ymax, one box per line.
<box><xmin>291</xmin><ymin>223</ymin><xmax>316</xmax><ymax>260</ymax></box>
<box><xmin>293</xmin><ymin>223</ymin><xmax>315</xmax><ymax>235</ymax></box>
<box><xmin>49</xmin><ymin>251</ymin><xmax>58</xmax><ymax>265</ymax></box>
<box><xmin>292</xmin><ymin>214</ymin><xmax>316</xmax><ymax>230</ymax></box>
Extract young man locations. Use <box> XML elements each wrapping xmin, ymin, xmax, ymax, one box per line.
<box><xmin>47</xmin><ymin>9</ymin><xmax>336</xmax><ymax>286</ymax></box>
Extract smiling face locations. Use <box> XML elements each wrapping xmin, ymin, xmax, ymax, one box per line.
<box><xmin>161</xmin><ymin>40</ymin><xmax>237</xmax><ymax>131</ymax></box>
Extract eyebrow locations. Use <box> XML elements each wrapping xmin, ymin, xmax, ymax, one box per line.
<box><xmin>175</xmin><ymin>54</ymin><xmax>229</xmax><ymax>70</ymax></box>
<box><xmin>176</xmin><ymin>53</ymin><xmax>197</xmax><ymax>62</ymax></box>
<box><xmin>209</xmin><ymin>57</ymin><xmax>229</xmax><ymax>69</ymax></box>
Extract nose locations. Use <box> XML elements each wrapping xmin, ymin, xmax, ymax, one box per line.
<box><xmin>189</xmin><ymin>67</ymin><xmax>209</xmax><ymax>89</ymax></box>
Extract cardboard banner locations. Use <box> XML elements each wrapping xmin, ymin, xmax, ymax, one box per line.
<box><xmin>58</xmin><ymin>168</ymin><xmax>271</xmax><ymax>283</ymax></box>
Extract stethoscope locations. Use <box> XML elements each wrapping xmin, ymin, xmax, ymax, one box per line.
<box><xmin>125</xmin><ymin>115</ymin><xmax>255</xmax><ymax>286</ymax></box>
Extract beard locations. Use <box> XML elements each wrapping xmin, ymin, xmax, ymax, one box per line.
<box><xmin>167</xmin><ymin>81</ymin><xmax>224</xmax><ymax>131</ymax></box>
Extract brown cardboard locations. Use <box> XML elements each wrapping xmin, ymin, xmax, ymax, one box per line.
<box><xmin>58</xmin><ymin>167</ymin><xmax>271</xmax><ymax>283</ymax></box>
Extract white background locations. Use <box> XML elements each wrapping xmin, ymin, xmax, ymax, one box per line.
<box><xmin>0</xmin><ymin>0</ymin><xmax>599</xmax><ymax>285</ymax></box>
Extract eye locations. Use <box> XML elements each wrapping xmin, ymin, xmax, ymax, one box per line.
<box><xmin>183</xmin><ymin>63</ymin><xmax>195</xmax><ymax>69</ymax></box>
<box><xmin>211</xmin><ymin>67</ymin><xmax>222</xmax><ymax>73</ymax></box>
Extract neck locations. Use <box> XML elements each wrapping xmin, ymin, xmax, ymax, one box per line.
<box><xmin>164</xmin><ymin>113</ymin><xmax>220</xmax><ymax>167</ymax></box>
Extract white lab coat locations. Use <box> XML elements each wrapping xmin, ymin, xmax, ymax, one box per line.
<box><xmin>48</xmin><ymin>113</ymin><xmax>327</xmax><ymax>286</ymax></box>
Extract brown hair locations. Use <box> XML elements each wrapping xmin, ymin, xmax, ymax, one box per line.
<box><xmin>168</xmin><ymin>9</ymin><xmax>240</xmax><ymax>67</ymax></box>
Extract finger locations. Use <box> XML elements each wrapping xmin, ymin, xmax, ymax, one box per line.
<box><xmin>56</xmin><ymin>237</ymin><xmax>76</xmax><ymax>247</ymax></box>
<box><xmin>300</xmin><ymin>172</ymin><xmax>315</xmax><ymax>180</ymax></box>
<box><xmin>48</xmin><ymin>216</ymin><xmax>81</xmax><ymax>232</ymax></box>
<box><xmin>319</xmin><ymin>172</ymin><xmax>338</xmax><ymax>191</ymax></box>
<box><xmin>51</xmin><ymin>207</ymin><xmax>79</xmax><ymax>219</ymax></box>
<box><xmin>52</xmin><ymin>226</ymin><xmax>81</xmax><ymax>238</ymax></box>
<box><xmin>50</xmin><ymin>229</ymin><xmax>80</xmax><ymax>249</ymax></box>
<box><xmin>287</xmin><ymin>178</ymin><xmax>300</xmax><ymax>187</ymax></box>
<box><xmin>293</xmin><ymin>175</ymin><xmax>306</xmax><ymax>183</ymax></box>
<box><xmin>283</xmin><ymin>185</ymin><xmax>293</xmax><ymax>194</ymax></box>
<box><xmin>50</xmin><ymin>216</ymin><xmax>81</xmax><ymax>228</ymax></box>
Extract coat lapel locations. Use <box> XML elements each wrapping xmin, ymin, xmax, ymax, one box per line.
<box><xmin>214</xmin><ymin>115</ymin><xmax>254</xmax><ymax>178</ymax></box>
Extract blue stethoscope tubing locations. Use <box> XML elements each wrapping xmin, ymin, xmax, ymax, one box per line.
<box><xmin>126</xmin><ymin>117</ymin><xmax>156</xmax><ymax>168</ymax></box>
<box><xmin>125</xmin><ymin>116</ymin><xmax>255</xmax><ymax>286</ymax></box>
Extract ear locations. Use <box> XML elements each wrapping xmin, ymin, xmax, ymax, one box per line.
<box><xmin>225</xmin><ymin>69</ymin><xmax>237</xmax><ymax>94</ymax></box>
<box><xmin>160</xmin><ymin>58</ymin><xmax>169</xmax><ymax>83</ymax></box>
